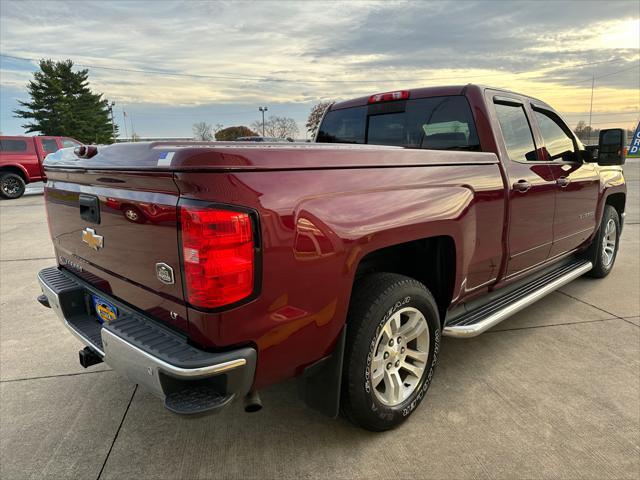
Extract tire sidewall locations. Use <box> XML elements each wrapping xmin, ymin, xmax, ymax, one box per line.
<box><xmin>353</xmin><ymin>284</ymin><xmax>440</xmax><ymax>428</ymax></box>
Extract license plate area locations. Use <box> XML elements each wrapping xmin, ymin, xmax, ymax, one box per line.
<box><xmin>92</xmin><ymin>295</ymin><xmax>118</xmax><ymax>324</ymax></box>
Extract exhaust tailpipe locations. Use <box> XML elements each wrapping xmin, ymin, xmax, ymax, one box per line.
<box><xmin>243</xmin><ymin>390</ymin><xmax>263</xmax><ymax>413</ymax></box>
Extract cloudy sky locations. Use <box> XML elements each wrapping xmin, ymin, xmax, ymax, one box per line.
<box><xmin>1</xmin><ymin>0</ymin><xmax>638</xmax><ymax>138</ymax></box>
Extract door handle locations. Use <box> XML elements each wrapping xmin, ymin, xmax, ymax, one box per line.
<box><xmin>79</xmin><ymin>194</ymin><xmax>101</xmax><ymax>224</ymax></box>
<box><xmin>556</xmin><ymin>176</ymin><xmax>570</xmax><ymax>187</ymax></box>
<box><xmin>513</xmin><ymin>179</ymin><xmax>531</xmax><ymax>193</ymax></box>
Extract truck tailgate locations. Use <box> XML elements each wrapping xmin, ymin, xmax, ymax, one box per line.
<box><xmin>44</xmin><ymin>169</ymin><xmax>188</xmax><ymax>332</ymax></box>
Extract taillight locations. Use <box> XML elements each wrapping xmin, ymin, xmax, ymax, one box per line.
<box><xmin>180</xmin><ymin>205</ymin><xmax>255</xmax><ymax>309</ymax></box>
<box><xmin>368</xmin><ymin>90</ymin><xmax>410</xmax><ymax>104</ymax></box>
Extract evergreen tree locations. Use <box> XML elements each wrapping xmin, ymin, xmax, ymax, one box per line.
<box><xmin>14</xmin><ymin>59</ymin><xmax>117</xmax><ymax>144</ymax></box>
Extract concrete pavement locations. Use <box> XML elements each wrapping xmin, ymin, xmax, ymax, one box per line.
<box><xmin>1</xmin><ymin>163</ymin><xmax>639</xmax><ymax>479</ymax></box>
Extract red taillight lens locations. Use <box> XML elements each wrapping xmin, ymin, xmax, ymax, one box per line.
<box><xmin>368</xmin><ymin>90</ymin><xmax>410</xmax><ymax>104</ymax></box>
<box><xmin>180</xmin><ymin>205</ymin><xmax>255</xmax><ymax>309</ymax></box>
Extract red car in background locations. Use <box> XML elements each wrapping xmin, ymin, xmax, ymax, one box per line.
<box><xmin>0</xmin><ymin>135</ymin><xmax>81</xmax><ymax>199</ymax></box>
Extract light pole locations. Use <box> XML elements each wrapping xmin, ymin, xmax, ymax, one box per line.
<box><xmin>588</xmin><ymin>73</ymin><xmax>595</xmax><ymax>143</ymax></box>
<box><xmin>108</xmin><ymin>101</ymin><xmax>117</xmax><ymax>143</ymax></box>
<box><xmin>258</xmin><ymin>106</ymin><xmax>268</xmax><ymax>136</ymax></box>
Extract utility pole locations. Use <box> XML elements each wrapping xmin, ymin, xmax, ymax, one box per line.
<box><xmin>108</xmin><ymin>101</ymin><xmax>117</xmax><ymax>143</ymax></box>
<box><xmin>129</xmin><ymin>113</ymin><xmax>136</xmax><ymax>141</ymax></box>
<box><xmin>258</xmin><ymin>106</ymin><xmax>268</xmax><ymax>136</ymax></box>
<box><xmin>588</xmin><ymin>73</ymin><xmax>595</xmax><ymax>143</ymax></box>
<box><xmin>122</xmin><ymin>108</ymin><xmax>129</xmax><ymax>139</ymax></box>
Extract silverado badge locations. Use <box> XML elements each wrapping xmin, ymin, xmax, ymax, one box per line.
<box><xmin>81</xmin><ymin>227</ymin><xmax>103</xmax><ymax>250</ymax></box>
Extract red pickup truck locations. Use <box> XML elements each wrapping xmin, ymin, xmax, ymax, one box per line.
<box><xmin>36</xmin><ymin>85</ymin><xmax>626</xmax><ymax>431</ymax></box>
<box><xmin>0</xmin><ymin>135</ymin><xmax>81</xmax><ymax>199</ymax></box>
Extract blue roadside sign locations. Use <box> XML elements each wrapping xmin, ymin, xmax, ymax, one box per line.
<box><xmin>629</xmin><ymin>121</ymin><xmax>640</xmax><ymax>157</ymax></box>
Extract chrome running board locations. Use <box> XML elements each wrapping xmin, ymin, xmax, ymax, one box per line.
<box><xmin>443</xmin><ymin>259</ymin><xmax>593</xmax><ymax>338</ymax></box>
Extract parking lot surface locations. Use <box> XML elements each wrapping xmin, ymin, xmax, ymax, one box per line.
<box><xmin>1</xmin><ymin>163</ymin><xmax>639</xmax><ymax>479</ymax></box>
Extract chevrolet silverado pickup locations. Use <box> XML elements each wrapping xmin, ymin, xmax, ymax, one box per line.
<box><xmin>37</xmin><ymin>85</ymin><xmax>627</xmax><ymax>431</ymax></box>
<box><xmin>0</xmin><ymin>135</ymin><xmax>82</xmax><ymax>199</ymax></box>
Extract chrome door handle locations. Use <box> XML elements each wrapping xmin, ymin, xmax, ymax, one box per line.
<box><xmin>556</xmin><ymin>177</ymin><xmax>570</xmax><ymax>187</ymax></box>
<box><xmin>513</xmin><ymin>180</ymin><xmax>531</xmax><ymax>193</ymax></box>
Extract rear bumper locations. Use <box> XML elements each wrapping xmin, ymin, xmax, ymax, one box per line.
<box><xmin>37</xmin><ymin>266</ymin><xmax>256</xmax><ymax>415</ymax></box>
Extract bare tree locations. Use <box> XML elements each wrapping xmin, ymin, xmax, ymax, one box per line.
<box><xmin>251</xmin><ymin>116</ymin><xmax>299</xmax><ymax>139</ymax></box>
<box><xmin>306</xmin><ymin>101</ymin><xmax>333</xmax><ymax>138</ymax></box>
<box><xmin>213</xmin><ymin>123</ymin><xmax>223</xmax><ymax>135</ymax></box>
<box><xmin>193</xmin><ymin>121</ymin><xmax>213</xmax><ymax>141</ymax></box>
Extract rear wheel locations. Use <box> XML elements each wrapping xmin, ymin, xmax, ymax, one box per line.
<box><xmin>341</xmin><ymin>273</ymin><xmax>440</xmax><ymax>431</ymax></box>
<box><xmin>584</xmin><ymin>205</ymin><xmax>620</xmax><ymax>278</ymax></box>
<box><xmin>0</xmin><ymin>173</ymin><xmax>26</xmax><ymax>199</ymax></box>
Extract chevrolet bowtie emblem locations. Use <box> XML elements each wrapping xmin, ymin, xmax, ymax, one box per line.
<box><xmin>82</xmin><ymin>227</ymin><xmax>104</xmax><ymax>250</ymax></box>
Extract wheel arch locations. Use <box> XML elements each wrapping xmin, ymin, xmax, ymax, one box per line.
<box><xmin>0</xmin><ymin>164</ymin><xmax>29</xmax><ymax>183</ymax></box>
<box><xmin>604</xmin><ymin>191</ymin><xmax>625</xmax><ymax>219</ymax></box>
<box><xmin>352</xmin><ymin>235</ymin><xmax>456</xmax><ymax>322</ymax></box>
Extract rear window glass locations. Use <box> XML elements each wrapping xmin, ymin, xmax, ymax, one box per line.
<box><xmin>42</xmin><ymin>139</ymin><xmax>59</xmax><ymax>153</ymax></box>
<box><xmin>0</xmin><ymin>139</ymin><xmax>28</xmax><ymax>152</ymax></box>
<box><xmin>317</xmin><ymin>96</ymin><xmax>480</xmax><ymax>151</ymax></box>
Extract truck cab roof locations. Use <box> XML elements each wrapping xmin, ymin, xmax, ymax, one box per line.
<box><xmin>329</xmin><ymin>84</ymin><xmax>552</xmax><ymax>111</ymax></box>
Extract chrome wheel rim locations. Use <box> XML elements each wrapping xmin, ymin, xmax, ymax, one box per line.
<box><xmin>125</xmin><ymin>209</ymin><xmax>139</xmax><ymax>221</ymax></box>
<box><xmin>1</xmin><ymin>177</ymin><xmax>21</xmax><ymax>196</ymax></box>
<box><xmin>602</xmin><ymin>219</ymin><xmax>617</xmax><ymax>267</ymax></box>
<box><xmin>370</xmin><ymin>307</ymin><xmax>430</xmax><ymax>407</ymax></box>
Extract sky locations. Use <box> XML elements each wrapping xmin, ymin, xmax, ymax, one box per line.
<box><xmin>0</xmin><ymin>0</ymin><xmax>639</xmax><ymax>139</ymax></box>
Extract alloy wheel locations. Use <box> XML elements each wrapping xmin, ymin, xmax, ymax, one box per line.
<box><xmin>1</xmin><ymin>177</ymin><xmax>21</xmax><ymax>196</ymax></box>
<box><xmin>370</xmin><ymin>307</ymin><xmax>430</xmax><ymax>406</ymax></box>
<box><xmin>602</xmin><ymin>218</ymin><xmax>617</xmax><ymax>267</ymax></box>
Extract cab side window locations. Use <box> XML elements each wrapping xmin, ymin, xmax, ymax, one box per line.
<box><xmin>62</xmin><ymin>139</ymin><xmax>81</xmax><ymax>148</ymax></box>
<box><xmin>494</xmin><ymin>102</ymin><xmax>538</xmax><ymax>162</ymax></box>
<box><xmin>533</xmin><ymin>110</ymin><xmax>576</xmax><ymax>162</ymax></box>
<box><xmin>41</xmin><ymin>139</ymin><xmax>59</xmax><ymax>153</ymax></box>
<box><xmin>0</xmin><ymin>139</ymin><xmax>28</xmax><ymax>152</ymax></box>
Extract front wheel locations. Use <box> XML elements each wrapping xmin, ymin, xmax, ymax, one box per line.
<box><xmin>341</xmin><ymin>273</ymin><xmax>440</xmax><ymax>431</ymax></box>
<box><xmin>0</xmin><ymin>173</ymin><xmax>26</xmax><ymax>199</ymax></box>
<box><xmin>584</xmin><ymin>205</ymin><xmax>620</xmax><ymax>278</ymax></box>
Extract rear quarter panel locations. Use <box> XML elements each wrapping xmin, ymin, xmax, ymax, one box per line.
<box><xmin>175</xmin><ymin>160</ymin><xmax>505</xmax><ymax>388</ymax></box>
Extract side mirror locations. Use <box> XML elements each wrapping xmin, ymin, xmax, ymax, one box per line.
<box><xmin>597</xmin><ymin>128</ymin><xmax>626</xmax><ymax>166</ymax></box>
<box><xmin>581</xmin><ymin>146</ymin><xmax>597</xmax><ymax>162</ymax></box>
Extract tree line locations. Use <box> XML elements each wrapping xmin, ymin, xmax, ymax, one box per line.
<box><xmin>192</xmin><ymin>115</ymin><xmax>302</xmax><ymax>141</ymax></box>
<box><xmin>573</xmin><ymin>120</ymin><xmax>636</xmax><ymax>146</ymax></box>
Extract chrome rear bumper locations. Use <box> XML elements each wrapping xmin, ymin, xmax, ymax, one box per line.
<box><xmin>37</xmin><ymin>266</ymin><xmax>256</xmax><ymax>414</ymax></box>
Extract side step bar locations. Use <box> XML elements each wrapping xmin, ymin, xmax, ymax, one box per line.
<box><xmin>443</xmin><ymin>259</ymin><xmax>592</xmax><ymax>338</ymax></box>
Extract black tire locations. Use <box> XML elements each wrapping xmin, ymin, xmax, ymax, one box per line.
<box><xmin>341</xmin><ymin>273</ymin><xmax>440</xmax><ymax>431</ymax></box>
<box><xmin>0</xmin><ymin>173</ymin><xmax>26</xmax><ymax>199</ymax></box>
<box><xmin>584</xmin><ymin>205</ymin><xmax>620</xmax><ymax>278</ymax></box>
